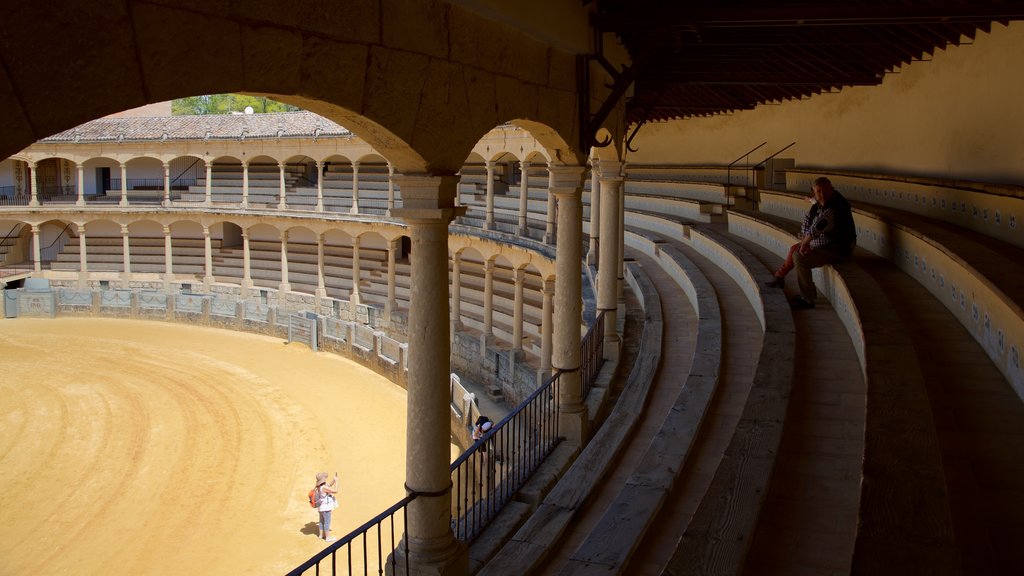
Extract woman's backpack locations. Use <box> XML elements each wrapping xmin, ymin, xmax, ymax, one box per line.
<box><xmin>308</xmin><ymin>485</ymin><xmax>323</xmax><ymax>508</ymax></box>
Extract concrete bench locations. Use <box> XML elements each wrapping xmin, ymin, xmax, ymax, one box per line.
<box><xmin>472</xmin><ymin>261</ymin><xmax>664</xmax><ymax>574</ymax></box>
<box><xmin>726</xmin><ymin>208</ymin><xmax>958</xmax><ymax>574</ymax></box>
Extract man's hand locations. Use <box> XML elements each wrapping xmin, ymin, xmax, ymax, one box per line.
<box><xmin>798</xmin><ymin>235</ymin><xmax>812</xmax><ymax>255</ymax></box>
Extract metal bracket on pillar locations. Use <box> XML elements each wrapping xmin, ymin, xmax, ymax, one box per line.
<box><xmin>577</xmin><ymin>30</ymin><xmax>640</xmax><ymax>153</ymax></box>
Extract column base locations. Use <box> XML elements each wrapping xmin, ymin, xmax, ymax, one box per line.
<box><xmin>203</xmin><ymin>276</ymin><xmax>214</xmax><ymax>292</ymax></box>
<box><xmin>76</xmin><ymin>199</ymin><xmax>86</xmax><ymax>207</ymax></box>
<box><xmin>603</xmin><ymin>334</ymin><xmax>621</xmax><ymax>362</ymax></box>
<box><xmin>544</xmin><ymin>232</ymin><xmax>555</xmax><ymax>245</ymax></box>
<box><xmin>559</xmin><ymin>404</ymin><xmax>589</xmax><ymax>447</ymax></box>
<box><xmin>388</xmin><ymin>536</ymin><xmax>467</xmax><ymax>576</ymax></box>
<box><xmin>479</xmin><ymin>332</ymin><xmax>494</xmax><ymax>352</ymax></box>
<box><xmin>350</xmin><ymin>205</ymin><xmax>360</xmax><ymax>215</ymax></box>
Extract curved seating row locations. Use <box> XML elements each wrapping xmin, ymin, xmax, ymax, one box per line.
<box><xmin>477</xmin><ymin>259</ymin><xmax>666</xmax><ymax>576</ymax></box>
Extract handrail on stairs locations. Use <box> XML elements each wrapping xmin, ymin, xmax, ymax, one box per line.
<box><xmin>726</xmin><ymin>142</ymin><xmax>767</xmax><ymax>188</ymax></box>
<box><xmin>751</xmin><ymin>142</ymin><xmax>797</xmax><ymax>192</ymax></box>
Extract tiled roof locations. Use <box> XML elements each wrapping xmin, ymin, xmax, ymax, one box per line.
<box><xmin>41</xmin><ymin>111</ymin><xmax>351</xmax><ymax>143</ymax></box>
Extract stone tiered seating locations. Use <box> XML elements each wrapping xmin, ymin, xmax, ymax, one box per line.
<box><xmin>473</xmin><ymin>166</ymin><xmax>1024</xmax><ymax>575</ymax></box>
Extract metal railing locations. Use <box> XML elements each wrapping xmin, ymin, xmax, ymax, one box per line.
<box><xmin>450</xmin><ymin>369</ymin><xmax>562</xmax><ymax>542</ymax></box>
<box><xmin>580</xmin><ymin>310</ymin><xmax>607</xmax><ymax>399</ymax></box>
<box><xmin>284</xmin><ymin>494</ymin><xmax>414</xmax><ymax>576</ymax></box>
<box><xmin>725</xmin><ymin>142</ymin><xmax>766</xmax><ymax>188</ymax></box>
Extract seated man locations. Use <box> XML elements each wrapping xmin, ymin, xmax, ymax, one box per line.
<box><xmin>790</xmin><ymin>177</ymin><xmax>857</xmax><ymax>310</ymax></box>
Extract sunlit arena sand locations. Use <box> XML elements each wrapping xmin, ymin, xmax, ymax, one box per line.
<box><xmin>0</xmin><ymin>318</ymin><xmax>408</xmax><ymax>575</ymax></box>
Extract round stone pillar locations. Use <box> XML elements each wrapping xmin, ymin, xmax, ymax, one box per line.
<box><xmin>518</xmin><ymin>160</ymin><xmax>530</xmax><ymax>235</ymax></box>
<box><xmin>162</xmin><ymin>163</ymin><xmax>171</xmax><ymax>207</ymax></box>
<box><xmin>118</xmin><ymin>163</ymin><xmax>128</xmax><ymax>208</ymax></box>
<box><xmin>77</xmin><ymin>224</ymin><xmax>88</xmax><ymax>288</ymax></box>
<box><xmin>76</xmin><ymin>164</ymin><xmax>86</xmax><ymax>207</ymax></box>
<box><xmin>512</xmin><ymin>267</ymin><xmax>525</xmax><ymax>352</ymax></box>
<box><xmin>588</xmin><ymin>159</ymin><xmax>601</xmax><ymax>265</ymax></box>
<box><xmin>279</xmin><ymin>230</ymin><xmax>291</xmax><ymax>294</ymax></box>
<box><xmin>204</xmin><ymin>161</ymin><xmax>213</xmax><ymax>206</ymax></box>
<box><xmin>484</xmin><ymin>160</ymin><xmax>495</xmax><ymax>230</ymax></box>
<box><xmin>598</xmin><ymin>162</ymin><xmax>623</xmax><ymax>362</ymax></box>
<box><xmin>277</xmin><ymin>161</ymin><xmax>287</xmax><ymax>210</ymax></box>
<box><xmin>549</xmin><ymin>165</ymin><xmax>587</xmax><ymax>445</ymax></box>
<box><xmin>540</xmin><ymin>277</ymin><xmax>554</xmax><ymax>380</ymax></box>
<box><xmin>163</xmin><ymin>225</ymin><xmax>173</xmax><ymax>290</ymax></box>
<box><xmin>390</xmin><ymin>173</ymin><xmax>467</xmax><ymax>576</ymax></box>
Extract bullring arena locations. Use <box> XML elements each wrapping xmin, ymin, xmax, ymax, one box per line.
<box><xmin>4</xmin><ymin>4</ymin><xmax>1024</xmax><ymax>575</ymax></box>
<box><xmin>0</xmin><ymin>318</ymin><xmax>407</xmax><ymax>575</ymax></box>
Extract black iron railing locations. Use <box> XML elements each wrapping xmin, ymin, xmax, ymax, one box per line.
<box><xmin>580</xmin><ymin>310</ymin><xmax>607</xmax><ymax>399</ymax></box>
<box><xmin>450</xmin><ymin>369</ymin><xmax>562</xmax><ymax>542</ymax></box>
<box><xmin>284</xmin><ymin>494</ymin><xmax>414</xmax><ymax>576</ymax></box>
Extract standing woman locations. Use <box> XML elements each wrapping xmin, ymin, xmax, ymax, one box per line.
<box><xmin>315</xmin><ymin>471</ymin><xmax>339</xmax><ymax>541</ymax></box>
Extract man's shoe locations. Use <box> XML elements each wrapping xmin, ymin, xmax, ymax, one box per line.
<box><xmin>765</xmin><ymin>276</ymin><xmax>784</xmax><ymax>288</ymax></box>
<box><xmin>789</xmin><ymin>296</ymin><xmax>816</xmax><ymax>310</ymax></box>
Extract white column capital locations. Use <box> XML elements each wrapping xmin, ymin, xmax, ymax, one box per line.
<box><xmin>547</xmin><ymin>165</ymin><xmax>587</xmax><ymax>195</ymax></box>
<box><xmin>163</xmin><ymin>225</ymin><xmax>171</xmax><ymax>235</ymax></box>
<box><xmin>597</xmin><ymin>160</ymin><xmax>624</xmax><ymax>182</ymax></box>
<box><xmin>76</xmin><ymin>223</ymin><xmax>87</xmax><ymax>235</ymax></box>
<box><xmin>390</xmin><ymin>174</ymin><xmax>464</xmax><ymax>222</ymax></box>
<box><xmin>120</xmin><ymin>224</ymin><xmax>130</xmax><ymax>235</ymax></box>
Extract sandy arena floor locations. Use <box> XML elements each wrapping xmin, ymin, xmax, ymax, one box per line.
<box><xmin>0</xmin><ymin>318</ymin><xmax>408</xmax><ymax>575</ymax></box>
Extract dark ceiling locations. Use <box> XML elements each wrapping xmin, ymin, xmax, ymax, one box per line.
<box><xmin>588</xmin><ymin>1</ymin><xmax>1024</xmax><ymax>126</ymax></box>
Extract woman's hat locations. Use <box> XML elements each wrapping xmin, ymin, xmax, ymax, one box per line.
<box><xmin>316</xmin><ymin>471</ymin><xmax>329</xmax><ymax>484</ymax></box>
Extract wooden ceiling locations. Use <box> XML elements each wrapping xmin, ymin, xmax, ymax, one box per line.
<box><xmin>587</xmin><ymin>1</ymin><xmax>1024</xmax><ymax>125</ymax></box>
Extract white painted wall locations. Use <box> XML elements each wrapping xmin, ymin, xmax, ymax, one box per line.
<box><xmin>628</xmin><ymin>22</ymin><xmax>1024</xmax><ymax>186</ymax></box>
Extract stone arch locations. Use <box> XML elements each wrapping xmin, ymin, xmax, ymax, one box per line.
<box><xmin>0</xmin><ymin>3</ymin><xmax>590</xmax><ymax>175</ymax></box>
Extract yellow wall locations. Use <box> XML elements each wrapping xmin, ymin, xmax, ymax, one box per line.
<box><xmin>629</xmin><ymin>22</ymin><xmax>1024</xmax><ymax>186</ymax></box>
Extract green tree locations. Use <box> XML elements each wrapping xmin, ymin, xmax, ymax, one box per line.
<box><xmin>172</xmin><ymin>94</ymin><xmax>300</xmax><ymax>115</ymax></box>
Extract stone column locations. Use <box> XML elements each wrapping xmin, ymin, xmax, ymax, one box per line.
<box><xmin>389</xmin><ymin>174</ymin><xmax>467</xmax><ymax>576</ymax></box>
<box><xmin>279</xmin><ymin>229</ymin><xmax>291</xmax><ymax>293</ymax></box>
<box><xmin>31</xmin><ymin>225</ymin><xmax>41</xmax><ymax>272</ymax></box>
<box><xmin>315</xmin><ymin>161</ymin><xmax>325</xmax><ymax>212</ymax></box>
<box><xmin>484</xmin><ymin>160</ymin><xmax>495</xmax><ymax>230</ymax></box>
<box><xmin>350</xmin><ymin>160</ymin><xmax>360</xmax><ymax>214</ymax></box>
<box><xmin>450</xmin><ymin>251</ymin><xmax>462</xmax><ymax>345</ymax></box>
<box><xmin>29</xmin><ymin>163</ymin><xmax>39</xmax><ymax>207</ymax></box>
<box><xmin>241</xmin><ymin>161</ymin><xmax>250</xmax><ymax>208</ymax></box>
<box><xmin>513</xmin><ymin>267</ymin><xmax>525</xmax><ymax>353</ymax></box>
<box><xmin>541</xmin><ymin>276</ymin><xmax>554</xmax><ymax>379</ymax></box>
<box><xmin>204</xmin><ymin>161</ymin><xmax>213</xmax><ymax>206</ymax></box>
<box><xmin>163</xmin><ymin>225</ymin><xmax>173</xmax><ymax>289</ymax></box>
<box><xmin>121</xmin><ymin>224</ymin><xmax>132</xmax><ymax>285</ymax></box>
<box><xmin>386</xmin><ymin>237</ymin><xmax>398</xmax><ymax>320</ymax></box>
<box><xmin>618</xmin><ymin>168</ymin><xmax>626</xmax><ymax>307</ymax></box>
<box><xmin>316</xmin><ymin>233</ymin><xmax>326</xmax><ymax>299</ymax></box>
<box><xmin>350</xmin><ymin>235</ymin><xmax>361</xmax><ymax>307</ymax></box>
<box><xmin>518</xmin><ymin>160</ymin><xmax>530</xmax><ymax>235</ymax></box>
<box><xmin>588</xmin><ymin>160</ymin><xmax>601</xmax><ymax>265</ymax></box>
<box><xmin>242</xmin><ymin>229</ymin><xmax>252</xmax><ymax>295</ymax></box>
<box><xmin>76</xmin><ymin>163</ymin><xmax>86</xmax><ymax>207</ymax></box>
<box><xmin>386</xmin><ymin>163</ymin><xmax>396</xmax><ymax>216</ymax></box>
<box><xmin>598</xmin><ymin>162</ymin><xmax>623</xmax><ymax>362</ymax></box>
<box><xmin>119</xmin><ymin>163</ymin><xmax>128</xmax><ymax>207</ymax></box>
<box><xmin>550</xmin><ymin>165</ymin><xmax>587</xmax><ymax>445</ymax></box>
<box><xmin>545</xmin><ymin>197</ymin><xmax>557</xmax><ymax>243</ymax></box>
<box><xmin>483</xmin><ymin>259</ymin><xmax>494</xmax><ymax>343</ymax></box>
<box><xmin>277</xmin><ymin>161</ymin><xmax>287</xmax><ymax>210</ymax></box>
<box><xmin>77</xmin><ymin>224</ymin><xmax>88</xmax><ymax>287</ymax></box>
<box><xmin>162</xmin><ymin>162</ymin><xmax>171</xmax><ymax>207</ymax></box>
<box><xmin>203</xmin><ymin>225</ymin><xmax>213</xmax><ymax>291</ymax></box>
